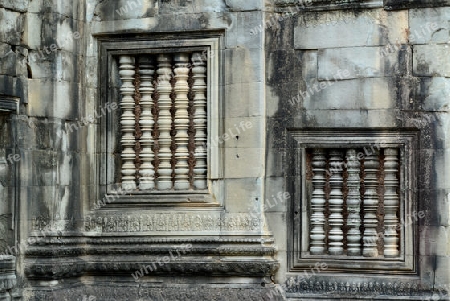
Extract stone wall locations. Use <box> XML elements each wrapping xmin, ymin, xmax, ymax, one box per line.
<box><xmin>265</xmin><ymin>0</ymin><xmax>450</xmax><ymax>299</ymax></box>
<box><xmin>0</xmin><ymin>0</ymin><xmax>448</xmax><ymax>300</ymax></box>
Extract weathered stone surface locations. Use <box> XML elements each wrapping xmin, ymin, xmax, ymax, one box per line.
<box><xmin>0</xmin><ymin>8</ymin><xmax>24</xmax><ymax>45</ymax></box>
<box><xmin>414</xmin><ymin>45</ymin><xmax>450</xmax><ymax>77</ymax></box>
<box><xmin>224</xmin><ymin>147</ymin><xmax>264</xmax><ymax>178</ymax></box>
<box><xmin>416</xmin><ymin>77</ymin><xmax>450</xmax><ymax>111</ymax></box>
<box><xmin>27</xmin><ymin>79</ymin><xmax>79</xmax><ymax>119</ymax></box>
<box><xmin>294</xmin><ymin>10</ymin><xmax>408</xmax><ymax>49</ymax></box>
<box><xmin>303</xmin><ymin>78</ymin><xmax>393</xmax><ymax>110</ymax></box>
<box><xmin>0</xmin><ymin>0</ymin><xmax>449</xmax><ymax>300</ymax></box>
<box><xmin>409</xmin><ymin>7</ymin><xmax>450</xmax><ymax>44</ymax></box>
<box><xmin>318</xmin><ymin>46</ymin><xmax>408</xmax><ymax>80</ymax></box>
<box><xmin>28</xmin><ymin>284</ymin><xmax>284</xmax><ymax>301</ymax></box>
<box><xmin>0</xmin><ymin>0</ymin><xmax>28</xmax><ymax>12</ymax></box>
<box><xmin>419</xmin><ymin>226</ymin><xmax>450</xmax><ymax>256</ymax></box>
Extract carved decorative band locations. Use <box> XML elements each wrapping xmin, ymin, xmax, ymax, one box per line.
<box><xmin>285</xmin><ymin>276</ymin><xmax>445</xmax><ymax>297</ymax></box>
<box><xmin>84</xmin><ymin>213</ymin><xmax>260</xmax><ymax>233</ymax></box>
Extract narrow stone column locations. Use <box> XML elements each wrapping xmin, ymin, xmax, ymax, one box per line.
<box><xmin>363</xmin><ymin>152</ymin><xmax>380</xmax><ymax>257</ymax></box>
<box><xmin>346</xmin><ymin>149</ymin><xmax>361</xmax><ymax>256</ymax></box>
<box><xmin>310</xmin><ymin>149</ymin><xmax>326</xmax><ymax>255</ymax></box>
<box><xmin>328</xmin><ymin>150</ymin><xmax>344</xmax><ymax>255</ymax></box>
<box><xmin>119</xmin><ymin>55</ymin><xmax>136</xmax><ymax>190</ymax></box>
<box><xmin>138</xmin><ymin>56</ymin><xmax>155</xmax><ymax>190</ymax></box>
<box><xmin>173</xmin><ymin>53</ymin><xmax>190</xmax><ymax>190</ymax></box>
<box><xmin>192</xmin><ymin>52</ymin><xmax>207</xmax><ymax>190</ymax></box>
<box><xmin>383</xmin><ymin>148</ymin><xmax>400</xmax><ymax>257</ymax></box>
<box><xmin>156</xmin><ymin>54</ymin><xmax>173</xmax><ymax>190</ymax></box>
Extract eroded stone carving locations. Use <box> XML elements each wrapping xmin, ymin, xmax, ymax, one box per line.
<box><xmin>84</xmin><ymin>213</ymin><xmax>260</xmax><ymax>233</ymax></box>
<box><xmin>284</xmin><ymin>276</ymin><xmax>446</xmax><ymax>298</ymax></box>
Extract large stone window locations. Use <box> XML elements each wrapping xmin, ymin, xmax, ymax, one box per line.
<box><xmin>97</xmin><ymin>35</ymin><xmax>222</xmax><ymax>206</ymax></box>
<box><xmin>287</xmin><ymin>130</ymin><xmax>419</xmax><ymax>273</ymax></box>
<box><xmin>117</xmin><ymin>52</ymin><xmax>207</xmax><ymax>191</ymax></box>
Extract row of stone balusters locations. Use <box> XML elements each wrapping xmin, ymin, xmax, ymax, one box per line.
<box><xmin>309</xmin><ymin>148</ymin><xmax>400</xmax><ymax>257</ymax></box>
<box><xmin>118</xmin><ymin>53</ymin><xmax>207</xmax><ymax>191</ymax></box>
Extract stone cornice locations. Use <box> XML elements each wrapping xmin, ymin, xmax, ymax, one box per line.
<box><xmin>284</xmin><ymin>276</ymin><xmax>448</xmax><ymax>299</ymax></box>
<box><xmin>0</xmin><ymin>96</ymin><xmax>19</xmax><ymax>114</ymax></box>
<box><xmin>25</xmin><ymin>258</ymin><xmax>279</xmax><ymax>279</ymax></box>
<box><xmin>274</xmin><ymin>0</ymin><xmax>383</xmax><ymax>12</ymax></box>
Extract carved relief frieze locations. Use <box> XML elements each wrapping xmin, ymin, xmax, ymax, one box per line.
<box><xmin>83</xmin><ymin>213</ymin><xmax>261</xmax><ymax>233</ymax></box>
<box><xmin>284</xmin><ymin>276</ymin><xmax>448</xmax><ymax>298</ymax></box>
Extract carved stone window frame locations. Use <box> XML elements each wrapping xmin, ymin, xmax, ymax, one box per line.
<box><xmin>95</xmin><ymin>33</ymin><xmax>223</xmax><ymax>208</ymax></box>
<box><xmin>286</xmin><ymin>129</ymin><xmax>419</xmax><ymax>274</ymax></box>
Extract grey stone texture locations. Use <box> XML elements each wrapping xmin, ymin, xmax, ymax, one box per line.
<box><xmin>0</xmin><ymin>0</ymin><xmax>448</xmax><ymax>300</ymax></box>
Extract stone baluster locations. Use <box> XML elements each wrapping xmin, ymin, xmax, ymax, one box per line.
<box><xmin>310</xmin><ymin>149</ymin><xmax>327</xmax><ymax>255</ymax></box>
<box><xmin>138</xmin><ymin>56</ymin><xmax>155</xmax><ymax>190</ymax></box>
<box><xmin>328</xmin><ymin>150</ymin><xmax>344</xmax><ymax>255</ymax></box>
<box><xmin>383</xmin><ymin>148</ymin><xmax>400</xmax><ymax>257</ymax></box>
<box><xmin>156</xmin><ymin>54</ymin><xmax>173</xmax><ymax>190</ymax></box>
<box><xmin>173</xmin><ymin>53</ymin><xmax>190</xmax><ymax>190</ymax></box>
<box><xmin>346</xmin><ymin>149</ymin><xmax>361</xmax><ymax>256</ymax></box>
<box><xmin>192</xmin><ymin>52</ymin><xmax>207</xmax><ymax>190</ymax></box>
<box><xmin>363</xmin><ymin>152</ymin><xmax>380</xmax><ymax>257</ymax></box>
<box><xmin>119</xmin><ymin>55</ymin><xmax>136</xmax><ymax>190</ymax></box>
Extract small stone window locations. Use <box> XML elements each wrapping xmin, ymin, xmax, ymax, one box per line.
<box><xmin>287</xmin><ymin>130</ymin><xmax>419</xmax><ymax>273</ymax></box>
<box><xmin>307</xmin><ymin>147</ymin><xmax>401</xmax><ymax>258</ymax></box>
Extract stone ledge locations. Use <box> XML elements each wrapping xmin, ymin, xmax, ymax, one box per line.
<box><xmin>274</xmin><ymin>0</ymin><xmax>382</xmax><ymax>11</ymax></box>
<box><xmin>27</xmin><ymin>283</ymin><xmax>284</xmax><ymax>301</ymax></box>
<box><xmin>25</xmin><ymin>258</ymin><xmax>279</xmax><ymax>280</ymax></box>
<box><xmin>384</xmin><ymin>0</ymin><xmax>450</xmax><ymax>10</ymax></box>
<box><xmin>0</xmin><ymin>96</ymin><xmax>19</xmax><ymax>114</ymax></box>
<box><xmin>25</xmin><ymin>237</ymin><xmax>279</xmax><ymax>280</ymax></box>
<box><xmin>284</xmin><ymin>276</ymin><xmax>448</xmax><ymax>300</ymax></box>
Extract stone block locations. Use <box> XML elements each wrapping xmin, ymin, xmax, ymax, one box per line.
<box><xmin>416</xmin><ymin>77</ymin><xmax>450</xmax><ymax>112</ymax></box>
<box><xmin>226</xmin><ymin>0</ymin><xmax>264</xmax><ymax>11</ymax></box>
<box><xmin>300</xmin><ymin>50</ymin><xmax>317</xmax><ymax>82</ymax></box>
<box><xmin>304</xmin><ymin>109</ymin><xmax>369</xmax><ymax>127</ymax></box>
<box><xmin>0</xmin><ymin>0</ymin><xmax>29</xmax><ymax>12</ymax></box>
<box><xmin>304</xmin><ymin>78</ymin><xmax>393</xmax><ymax>110</ymax></box>
<box><xmin>94</xmin><ymin>0</ymin><xmax>158</xmax><ymax>21</ymax></box>
<box><xmin>414</xmin><ymin>45</ymin><xmax>450</xmax><ymax>77</ymax></box>
<box><xmin>225</xmin><ymin>82</ymin><xmax>263</xmax><ymax>117</ymax></box>
<box><xmin>16</xmin><ymin>149</ymin><xmax>32</xmax><ymax>187</ymax></box>
<box><xmin>223</xmin><ymin>117</ymin><xmax>263</xmax><ymax>148</ymax></box>
<box><xmin>419</xmin><ymin>226</ymin><xmax>450</xmax><ymax>256</ymax></box>
<box><xmin>31</xmin><ymin>150</ymin><xmax>57</xmax><ymax>186</ymax></box>
<box><xmin>224</xmin><ymin>47</ymin><xmax>263</xmax><ymax>85</ymax></box>
<box><xmin>434</xmin><ymin>255</ymin><xmax>450</xmax><ymax>288</ymax></box>
<box><xmin>265</xmin><ymin>212</ymin><xmax>287</xmax><ymax>250</ymax></box>
<box><xmin>0</xmin><ymin>43</ymin><xmax>17</xmax><ymax>76</ymax></box>
<box><xmin>409</xmin><ymin>7</ymin><xmax>450</xmax><ymax>44</ymax></box>
<box><xmin>85</xmin><ymin>56</ymin><xmax>98</xmax><ymax>88</ymax></box>
<box><xmin>266</xmin><ymin>148</ymin><xmax>286</xmax><ymax>178</ymax></box>
<box><xmin>28</xmin><ymin>0</ymin><xmax>82</xmax><ymax>19</ymax></box>
<box><xmin>0</xmin><ymin>8</ymin><xmax>24</xmax><ymax>45</ymax></box>
<box><xmin>56</xmin><ymin>19</ymin><xmax>83</xmax><ymax>54</ymax></box>
<box><xmin>294</xmin><ymin>9</ymin><xmax>408</xmax><ymax>49</ymax></box>
<box><xmin>0</xmin><ymin>75</ymin><xmax>28</xmax><ymax>103</ymax></box>
<box><xmin>28</xmin><ymin>79</ymin><xmax>79</xmax><ymax>119</ymax></box>
<box><xmin>224</xmin><ymin>147</ymin><xmax>263</xmax><ymax>178</ymax></box>
<box><xmin>264</xmin><ymin>177</ymin><xmax>288</xmax><ymax>212</ymax></box>
<box><xmin>236</xmin><ymin>12</ymin><xmax>264</xmax><ymax>48</ymax></box>
<box><xmin>224</xmin><ymin>178</ymin><xmax>261</xmax><ymax>213</ymax></box>
<box><xmin>24</xmin><ymin>13</ymin><xmax>42</xmax><ymax>49</ymax></box>
<box><xmin>318</xmin><ymin>46</ymin><xmax>407</xmax><ymax>80</ymax></box>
